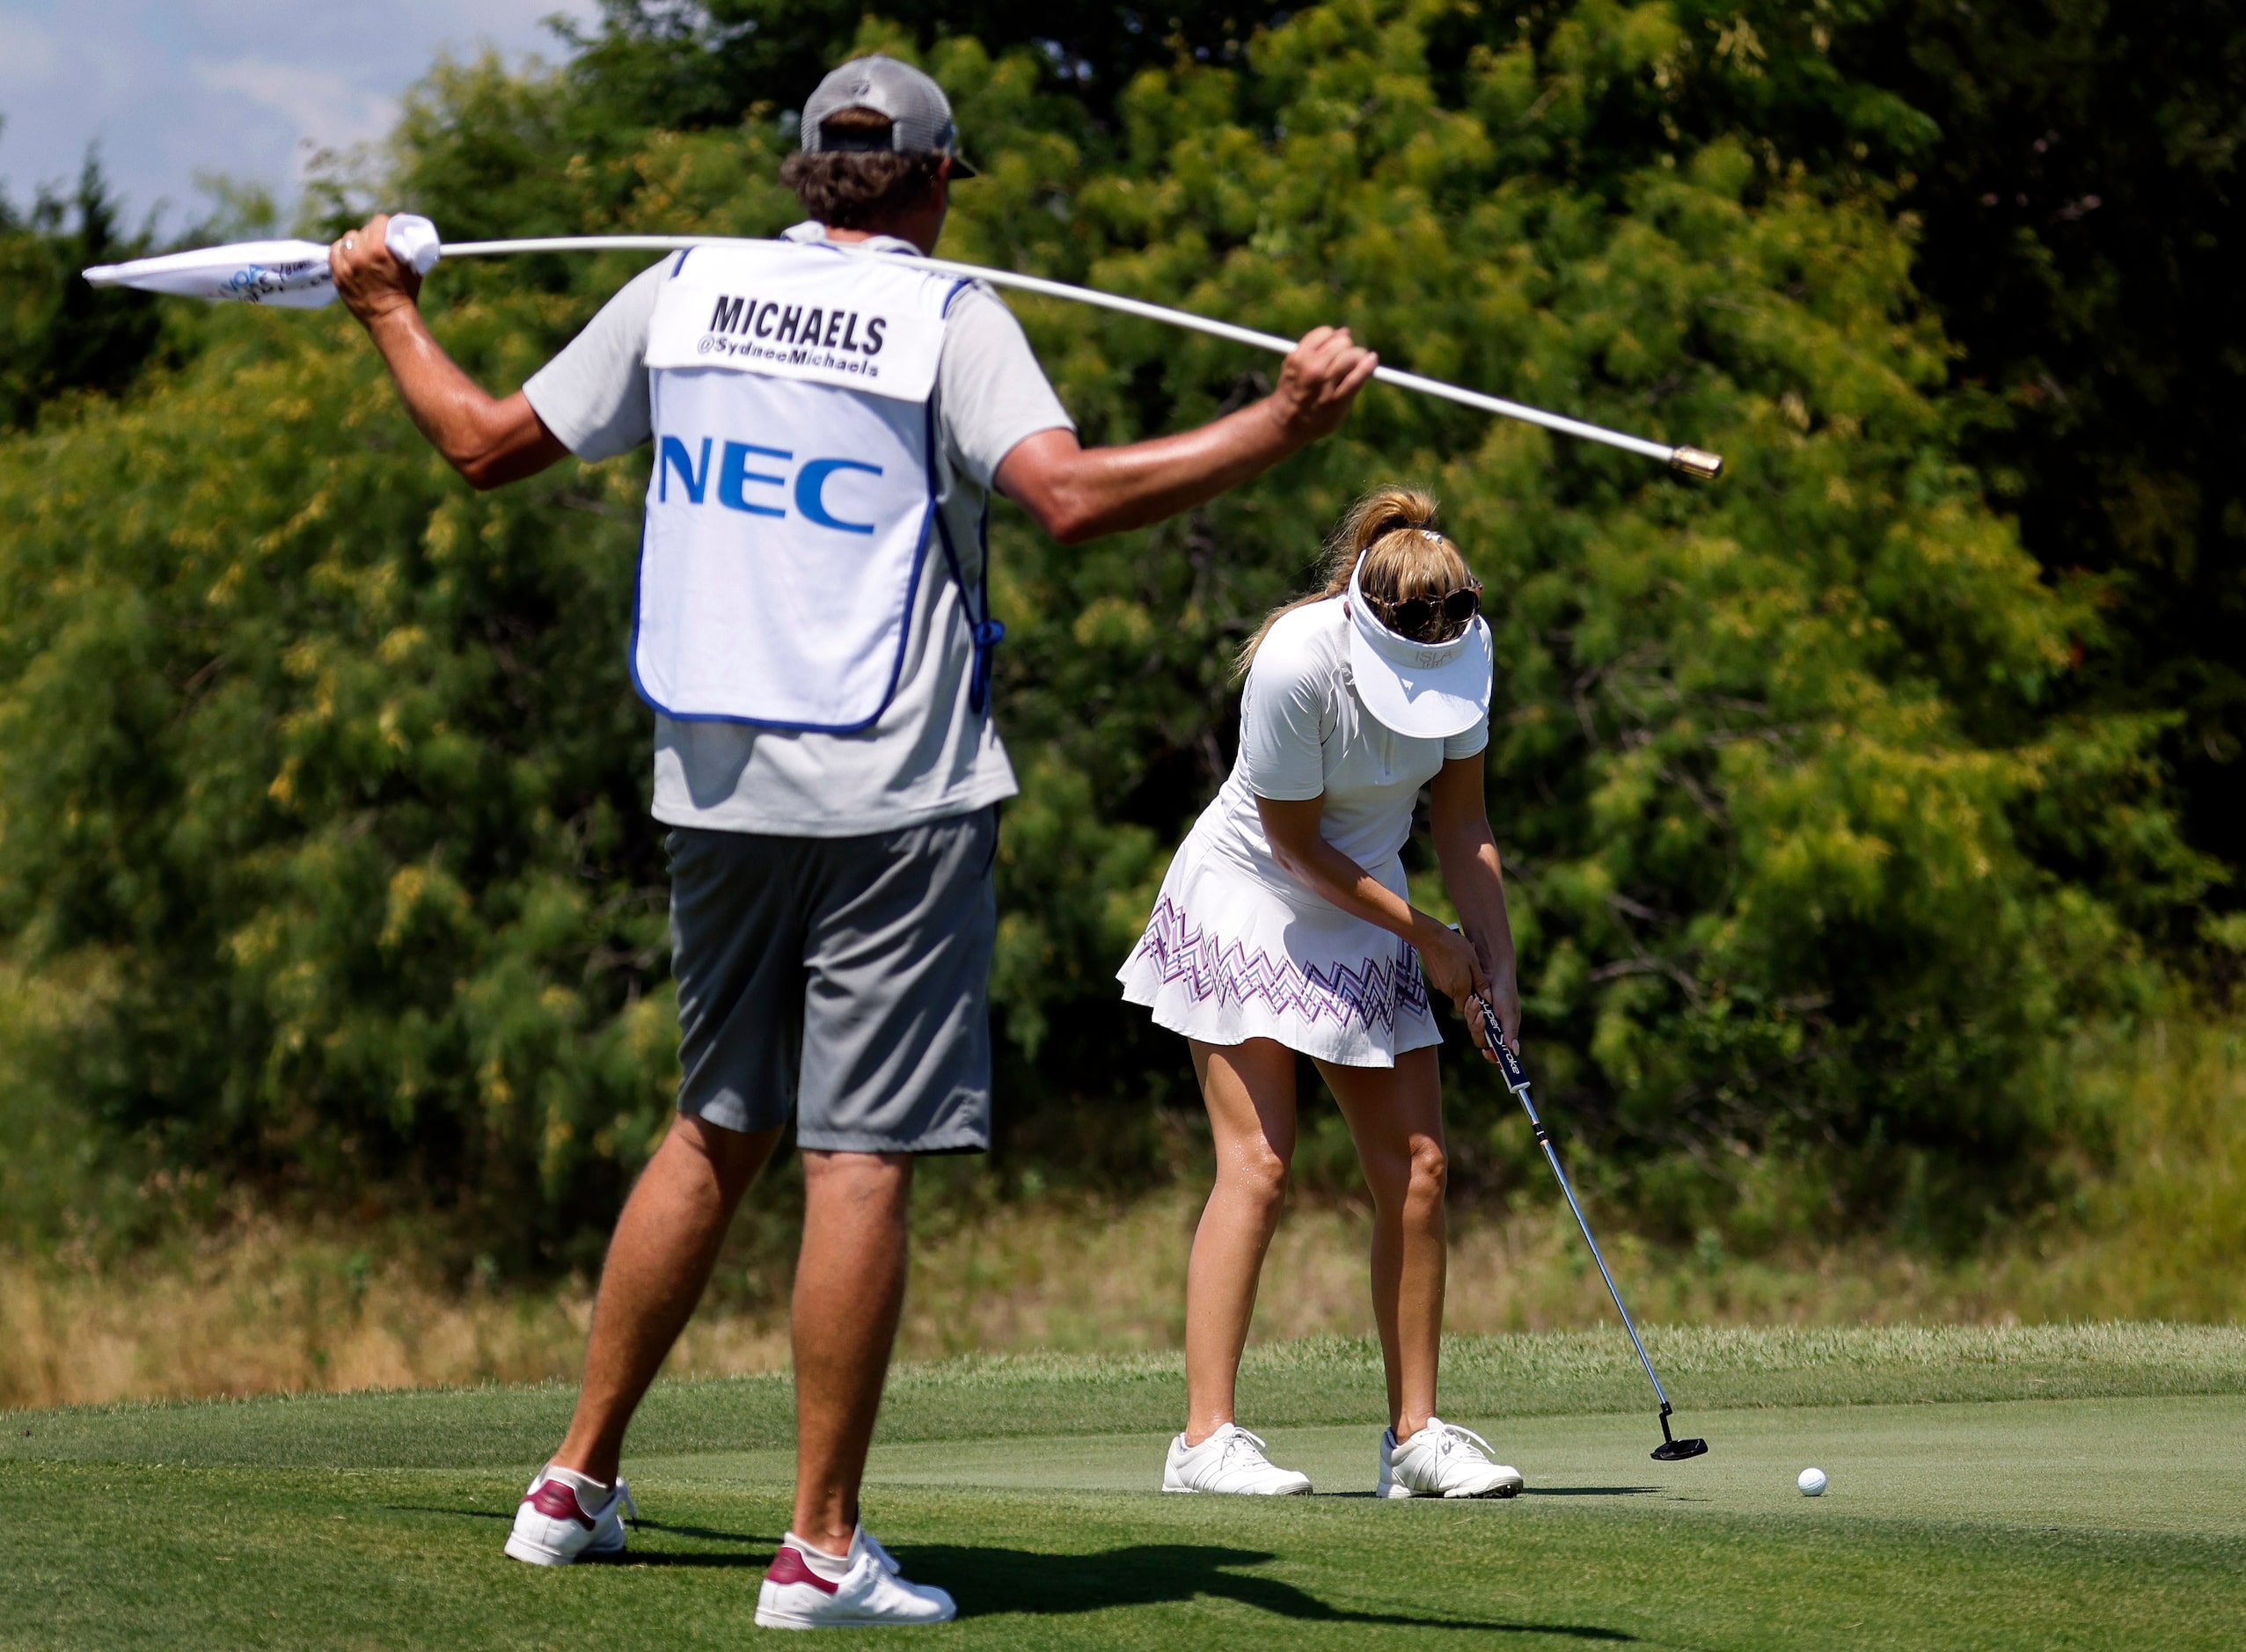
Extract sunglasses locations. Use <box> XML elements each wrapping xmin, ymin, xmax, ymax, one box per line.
<box><xmin>1371</xmin><ymin>579</ymin><xmax>1481</xmax><ymax>642</ymax></box>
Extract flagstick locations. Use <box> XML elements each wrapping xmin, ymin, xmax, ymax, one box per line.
<box><xmin>438</xmin><ymin>235</ymin><xmax>1723</xmax><ymax>479</ymax></box>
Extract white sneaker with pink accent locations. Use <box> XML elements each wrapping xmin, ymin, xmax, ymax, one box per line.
<box><xmin>755</xmin><ymin>1528</ymin><xmax>956</xmax><ymax>1629</ymax></box>
<box><xmin>503</xmin><ymin>1468</ymin><xmax>636</xmax><ymax>1565</ymax></box>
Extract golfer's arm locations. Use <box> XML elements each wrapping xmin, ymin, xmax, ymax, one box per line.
<box><xmin>360</xmin><ymin>303</ymin><xmax>568</xmax><ymax>490</ymax></box>
<box><xmin>995</xmin><ymin>406</ymin><xmax>1306</xmax><ymax>545</ymax></box>
<box><xmin>1255</xmin><ymin>794</ymin><xmax>1453</xmax><ymax>954</ymax></box>
<box><xmin>1430</xmin><ymin>757</ymin><xmax>1518</xmax><ymax>990</ymax></box>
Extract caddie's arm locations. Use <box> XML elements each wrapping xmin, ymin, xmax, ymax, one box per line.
<box><xmin>995</xmin><ymin>326</ymin><xmax>1379</xmax><ymax>545</ymax></box>
<box><xmin>331</xmin><ymin>213</ymin><xmax>568</xmax><ymax>490</ymax></box>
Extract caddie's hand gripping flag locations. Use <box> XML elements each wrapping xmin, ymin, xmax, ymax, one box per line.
<box><xmin>83</xmin><ymin>215</ymin><xmax>441</xmax><ymax>308</ymax></box>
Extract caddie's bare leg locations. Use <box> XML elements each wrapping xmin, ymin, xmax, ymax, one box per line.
<box><xmin>790</xmin><ymin>1149</ymin><xmax>915</xmax><ymax>1554</ymax></box>
<box><xmin>552</xmin><ymin>1115</ymin><xmax>780</xmax><ymax>1483</ymax></box>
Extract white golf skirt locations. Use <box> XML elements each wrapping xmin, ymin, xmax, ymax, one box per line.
<box><xmin>1116</xmin><ymin>829</ymin><xmax>1441</xmax><ymax>1069</ymax></box>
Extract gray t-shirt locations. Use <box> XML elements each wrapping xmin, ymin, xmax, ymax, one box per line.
<box><xmin>523</xmin><ymin>223</ymin><xmax>1074</xmax><ymax>837</ymax></box>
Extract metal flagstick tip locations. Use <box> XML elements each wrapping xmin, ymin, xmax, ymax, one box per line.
<box><xmin>1468</xmin><ymin>991</ymin><xmax>1711</xmax><ymax>1465</ymax></box>
<box><xmin>1668</xmin><ymin>446</ymin><xmax>1724</xmax><ymax>481</ymax></box>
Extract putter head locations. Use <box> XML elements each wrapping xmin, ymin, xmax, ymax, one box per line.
<box><xmin>1651</xmin><ymin>1436</ymin><xmax>1709</xmax><ymax>1461</ymax></box>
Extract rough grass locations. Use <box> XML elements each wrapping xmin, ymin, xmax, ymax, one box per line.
<box><xmin>3</xmin><ymin>1017</ymin><xmax>2239</xmax><ymax>1409</ymax></box>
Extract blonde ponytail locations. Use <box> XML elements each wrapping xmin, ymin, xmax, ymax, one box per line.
<box><xmin>1234</xmin><ymin>486</ymin><xmax>1467</xmax><ymax>676</ymax></box>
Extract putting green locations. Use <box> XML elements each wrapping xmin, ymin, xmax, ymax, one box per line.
<box><xmin>5</xmin><ymin>1327</ymin><xmax>2243</xmax><ymax>1649</ymax></box>
<box><xmin>641</xmin><ymin>1394</ymin><xmax>2246</xmax><ymax>1539</ymax></box>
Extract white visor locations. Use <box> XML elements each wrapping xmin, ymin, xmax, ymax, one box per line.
<box><xmin>1344</xmin><ymin>552</ymin><xmax>1493</xmax><ymax>739</ymax></box>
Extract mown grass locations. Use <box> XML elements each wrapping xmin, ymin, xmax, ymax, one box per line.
<box><xmin>10</xmin><ymin>1322</ymin><xmax>2242</xmax><ymax>1467</ymax></box>
<box><xmin>14</xmin><ymin>1458</ymin><xmax>2242</xmax><ymax>1651</ymax></box>
<box><xmin>6</xmin><ymin>1326</ymin><xmax>2243</xmax><ymax>1651</ymax></box>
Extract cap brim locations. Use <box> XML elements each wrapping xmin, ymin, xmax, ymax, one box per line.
<box><xmin>946</xmin><ymin>154</ymin><xmax>978</xmax><ymax>179</ymax></box>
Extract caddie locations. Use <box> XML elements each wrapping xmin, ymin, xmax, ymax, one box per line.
<box><xmin>330</xmin><ymin>54</ymin><xmax>1376</xmax><ymax>1629</ymax></box>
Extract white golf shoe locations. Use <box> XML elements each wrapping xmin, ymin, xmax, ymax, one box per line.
<box><xmin>1378</xmin><ymin>1417</ymin><xmax>1524</xmax><ymax>1499</ymax></box>
<box><xmin>857</xmin><ymin>1527</ymin><xmax>904</xmax><ymax>1575</ymax></box>
<box><xmin>755</xmin><ymin>1528</ymin><xmax>956</xmax><ymax>1629</ymax></box>
<box><xmin>503</xmin><ymin>1468</ymin><xmax>637</xmax><ymax>1564</ymax></box>
<box><xmin>1162</xmin><ymin>1423</ymin><xmax>1313</xmax><ymax>1495</ymax></box>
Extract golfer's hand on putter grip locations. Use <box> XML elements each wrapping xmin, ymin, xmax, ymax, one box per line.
<box><xmin>1472</xmin><ymin>989</ymin><xmax>1522</xmax><ymax>1066</ymax></box>
<box><xmin>1419</xmin><ymin>925</ymin><xmax>1491</xmax><ymax>1027</ymax></box>
<box><xmin>1436</xmin><ymin>925</ymin><xmax>1519</xmax><ymax>1065</ymax></box>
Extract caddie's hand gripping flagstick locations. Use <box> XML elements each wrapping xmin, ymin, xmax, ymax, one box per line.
<box><xmin>1470</xmin><ymin>993</ymin><xmax>1711</xmax><ymax>1462</ymax></box>
<box><xmin>82</xmin><ymin>215</ymin><xmax>444</xmax><ymax>307</ymax></box>
<box><xmin>85</xmin><ymin>217</ymin><xmax>1725</xmax><ymax>480</ymax></box>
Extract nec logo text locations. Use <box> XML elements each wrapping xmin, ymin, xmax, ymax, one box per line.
<box><xmin>656</xmin><ymin>435</ymin><xmax>884</xmax><ymax>534</ymax></box>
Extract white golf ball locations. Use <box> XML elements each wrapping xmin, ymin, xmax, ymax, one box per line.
<box><xmin>1797</xmin><ymin>1466</ymin><xmax>1828</xmax><ymax>1496</ymax></box>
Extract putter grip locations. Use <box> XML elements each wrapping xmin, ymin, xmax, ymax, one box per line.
<box><xmin>1474</xmin><ymin>998</ymin><xmax>1531</xmax><ymax>1091</ymax></box>
<box><xmin>1492</xmin><ymin>1037</ymin><xmax>1529</xmax><ymax>1093</ymax></box>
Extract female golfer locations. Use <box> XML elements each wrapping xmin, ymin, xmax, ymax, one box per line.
<box><xmin>1119</xmin><ymin>486</ymin><xmax>1524</xmax><ymax>1498</ymax></box>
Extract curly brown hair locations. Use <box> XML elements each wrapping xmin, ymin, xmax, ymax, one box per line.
<box><xmin>780</xmin><ymin>107</ymin><xmax>947</xmax><ymax>229</ymax></box>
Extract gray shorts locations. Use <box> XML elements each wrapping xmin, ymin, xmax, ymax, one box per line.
<box><xmin>668</xmin><ymin>808</ymin><xmax>997</xmax><ymax>1153</ymax></box>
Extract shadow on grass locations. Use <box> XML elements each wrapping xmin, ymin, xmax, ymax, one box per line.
<box><xmin>386</xmin><ymin>1505</ymin><xmax>510</xmax><ymax>1523</ymax></box>
<box><xmin>378</xmin><ymin>1511</ymin><xmax>1633</xmax><ymax>1635</ymax></box>
<box><xmin>1326</xmin><ymin>1487</ymin><xmax>1659</xmax><ymax>1502</ymax></box>
<box><xmin>911</xmin><ymin>1544</ymin><xmax>1638</xmax><ymax>1637</ymax></box>
<box><xmin>626</xmin><ymin>1518</ymin><xmax>774</xmax><ymax>1546</ymax></box>
<box><xmin>1524</xmin><ymin>1487</ymin><xmax>1664</xmax><ymax>1498</ymax></box>
<box><xmin>383</xmin><ymin>1505</ymin><xmax>777</xmax><ymax>1555</ymax></box>
<box><xmin>583</xmin><ymin>1546</ymin><xmax>775</xmax><ymax>1569</ymax></box>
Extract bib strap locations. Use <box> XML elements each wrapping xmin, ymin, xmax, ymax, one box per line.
<box><xmin>926</xmin><ymin>400</ymin><xmax>1005</xmax><ymax>714</ymax></box>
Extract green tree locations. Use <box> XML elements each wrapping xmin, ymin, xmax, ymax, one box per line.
<box><xmin>0</xmin><ymin>277</ymin><xmax>690</xmax><ymax>1267</ymax></box>
<box><xmin>0</xmin><ymin>145</ymin><xmax>166</xmax><ymax>432</ymax></box>
<box><xmin>554</xmin><ymin>0</ymin><xmax>1291</xmax><ymax>135</ymax></box>
<box><xmin>1828</xmin><ymin>0</ymin><xmax>2246</xmax><ymax>949</ymax></box>
<box><xmin>930</xmin><ymin>0</ymin><xmax>2204</xmax><ymax>1240</ymax></box>
<box><xmin>0</xmin><ymin>4</ymin><xmax>2206</xmax><ymax>1263</ymax></box>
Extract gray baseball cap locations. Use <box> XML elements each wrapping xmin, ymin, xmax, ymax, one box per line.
<box><xmin>801</xmin><ymin>55</ymin><xmax>977</xmax><ymax>178</ymax></box>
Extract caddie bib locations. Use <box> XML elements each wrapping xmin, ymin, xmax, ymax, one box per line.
<box><xmin>634</xmin><ymin>241</ymin><xmax>989</xmax><ymax>732</ymax></box>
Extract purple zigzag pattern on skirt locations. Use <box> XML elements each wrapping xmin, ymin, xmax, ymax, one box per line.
<box><xmin>1130</xmin><ymin>895</ymin><xmax>1429</xmax><ymax>1031</ymax></box>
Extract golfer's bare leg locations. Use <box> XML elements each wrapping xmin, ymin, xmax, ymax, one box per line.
<box><xmin>552</xmin><ymin>1115</ymin><xmax>780</xmax><ymax>1484</ymax></box>
<box><xmin>791</xmin><ymin>1149</ymin><xmax>914</xmax><ymax>1554</ymax></box>
<box><xmin>1182</xmin><ymin>1038</ymin><xmax>1299</xmax><ymax>1445</ymax></box>
<box><xmin>1322</xmin><ymin>1048</ymin><xmax>1447</xmax><ymax>1439</ymax></box>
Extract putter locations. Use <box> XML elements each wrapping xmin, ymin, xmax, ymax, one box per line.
<box><xmin>1471</xmin><ymin>994</ymin><xmax>1710</xmax><ymax>1462</ymax></box>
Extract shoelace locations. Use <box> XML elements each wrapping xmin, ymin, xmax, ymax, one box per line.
<box><xmin>1217</xmin><ymin>1426</ymin><xmax>1277</xmax><ymax>1473</ymax></box>
<box><xmin>611</xmin><ymin>1480</ymin><xmax>640</xmax><ymax>1528</ymax></box>
<box><xmin>1429</xmin><ymin>1421</ymin><xmax>1500</xmax><ymax>1465</ymax></box>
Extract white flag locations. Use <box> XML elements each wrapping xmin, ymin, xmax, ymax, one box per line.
<box><xmin>83</xmin><ymin>215</ymin><xmax>441</xmax><ymax>307</ymax></box>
